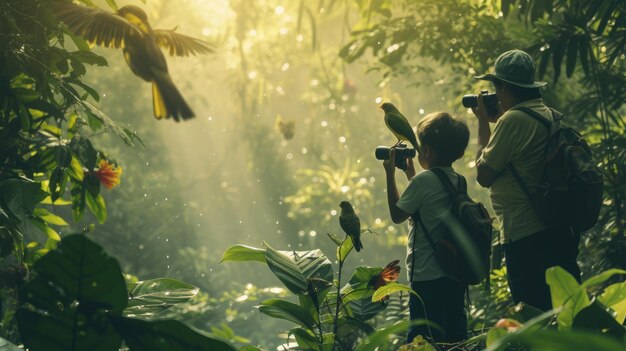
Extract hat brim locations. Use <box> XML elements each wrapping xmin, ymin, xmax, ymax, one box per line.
<box><xmin>474</xmin><ymin>73</ymin><xmax>548</xmax><ymax>88</ymax></box>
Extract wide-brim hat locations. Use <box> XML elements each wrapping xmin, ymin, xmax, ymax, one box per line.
<box><xmin>475</xmin><ymin>49</ymin><xmax>547</xmax><ymax>88</ymax></box>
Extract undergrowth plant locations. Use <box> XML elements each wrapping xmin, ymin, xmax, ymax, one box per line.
<box><xmin>221</xmin><ymin>233</ymin><xmax>415</xmax><ymax>351</ymax></box>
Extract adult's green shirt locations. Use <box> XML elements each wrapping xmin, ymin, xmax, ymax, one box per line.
<box><xmin>478</xmin><ymin>99</ymin><xmax>551</xmax><ymax>242</ymax></box>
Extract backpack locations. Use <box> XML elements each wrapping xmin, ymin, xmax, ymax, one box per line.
<box><xmin>411</xmin><ymin>169</ymin><xmax>493</xmax><ymax>285</ymax></box>
<box><xmin>508</xmin><ymin>107</ymin><xmax>604</xmax><ymax>232</ymax></box>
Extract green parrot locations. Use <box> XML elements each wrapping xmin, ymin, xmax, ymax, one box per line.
<box><xmin>379</xmin><ymin>102</ymin><xmax>419</xmax><ymax>150</ymax></box>
<box><xmin>339</xmin><ymin>201</ymin><xmax>363</xmax><ymax>252</ymax></box>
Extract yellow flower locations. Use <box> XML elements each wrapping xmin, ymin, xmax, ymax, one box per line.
<box><xmin>94</xmin><ymin>160</ymin><xmax>122</xmax><ymax>189</ymax></box>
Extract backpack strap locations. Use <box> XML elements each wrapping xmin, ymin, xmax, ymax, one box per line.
<box><xmin>410</xmin><ymin>210</ymin><xmax>437</xmax><ymax>282</ymax></box>
<box><xmin>510</xmin><ymin>106</ymin><xmax>552</xmax><ymax>129</ymax></box>
<box><xmin>507</xmin><ymin>107</ymin><xmax>560</xmax><ymax>215</ymax></box>
<box><xmin>409</xmin><ymin>169</ymin><xmax>461</xmax><ymax>281</ymax></box>
<box><xmin>430</xmin><ymin>167</ymin><xmax>465</xmax><ymax>196</ymax></box>
<box><xmin>507</xmin><ymin>164</ymin><xmax>534</xmax><ymax>203</ymax></box>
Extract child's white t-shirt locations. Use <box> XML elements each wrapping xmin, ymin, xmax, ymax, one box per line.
<box><xmin>396</xmin><ymin>167</ymin><xmax>458</xmax><ymax>282</ymax></box>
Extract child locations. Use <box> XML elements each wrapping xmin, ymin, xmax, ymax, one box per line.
<box><xmin>383</xmin><ymin>112</ymin><xmax>470</xmax><ymax>344</ymax></box>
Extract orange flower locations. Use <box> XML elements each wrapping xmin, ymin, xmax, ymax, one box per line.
<box><xmin>94</xmin><ymin>159</ymin><xmax>122</xmax><ymax>189</ymax></box>
<box><xmin>494</xmin><ymin>318</ymin><xmax>523</xmax><ymax>332</ymax></box>
<box><xmin>369</xmin><ymin>260</ymin><xmax>401</xmax><ymax>290</ymax></box>
<box><xmin>369</xmin><ymin>260</ymin><xmax>401</xmax><ymax>302</ymax></box>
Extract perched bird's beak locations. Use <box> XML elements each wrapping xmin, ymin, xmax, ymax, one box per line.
<box><xmin>378</xmin><ymin>105</ymin><xmax>383</xmax><ymax>110</ymax></box>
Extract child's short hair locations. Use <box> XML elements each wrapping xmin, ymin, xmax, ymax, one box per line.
<box><xmin>416</xmin><ymin>112</ymin><xmax>469</xmax><ymax>165</ymax></box>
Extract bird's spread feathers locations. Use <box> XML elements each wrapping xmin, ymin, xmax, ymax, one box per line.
<box><xmin>52</xmin><ymin>2</ymin><xmax>214</xmax><ymax>121</ymax></box>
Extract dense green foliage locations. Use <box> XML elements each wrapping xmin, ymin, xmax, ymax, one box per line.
<box><xmin>0</xmin><ymin>0</ymin><xmax>625</xmax><ymax>350</ymax></box>
<box><xmin>221</xmin><ymin>235</ymin><xmax>413</xmax><ymax>350</ymax></box>
<box><xmin>0</xmin><ymin>0</ymin><xmax>233</xmax><ymax>349</ymax></box>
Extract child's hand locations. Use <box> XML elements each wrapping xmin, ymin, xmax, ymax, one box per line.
<box><xmin>404</xmin><ymin>157</ymin><xmax>416</xmax><ymax>180</ymax></box>
<box><xmin>383</xmin><ymin>148</ymin><xmax>396</xmax><ymax>174</ymax></box>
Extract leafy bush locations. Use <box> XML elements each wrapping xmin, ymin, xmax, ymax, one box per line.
<box><xmin>13</xmin><ymin>234</ymin><xmax>235</xmax><ymax>351</ymax></box>
<box><xmin>221</xmin><ymin>233</ymin><xmax>414</xmax><ymax>350</ymax></box>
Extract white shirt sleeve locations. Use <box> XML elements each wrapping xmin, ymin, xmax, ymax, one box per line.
<box><xmin>396</xmin><ymin>171</ymin><xmax>428</xmax><ymax>215</ymax></box>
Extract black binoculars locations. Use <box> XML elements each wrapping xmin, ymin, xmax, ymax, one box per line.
<box><xmin>375</xmin><ymin>144</ymin><xmax>416</xmax><ymax>171</ymax></box>
<box><xmin>462</xmin><ymin>90</ymin><xmax>499</xmax><ymax>117</ymax></box>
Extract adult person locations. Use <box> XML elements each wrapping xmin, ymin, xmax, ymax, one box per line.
<box><xmin>472</xmin><ymin>49</ymin><xmax>581</xmax><ymax>311</ymax></box>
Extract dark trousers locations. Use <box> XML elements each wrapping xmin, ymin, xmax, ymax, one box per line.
<box><xmin>503</xmin><ymin>226</ymin><xmax>581</xmax><ymax>311</ymax></box>
<box><xmin>407</xmin><ymin>277</ymin><xmax>467</xmax><ymax>344</ymax></box>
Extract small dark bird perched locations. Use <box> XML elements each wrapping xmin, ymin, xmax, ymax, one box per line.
<box><xmin>379</xmin><ymin>102</ymin><xmax>419</xmax><ymax>150</ymax></box>
<box><xmin>339</xmin><ymin>201</ymin><xmax>364</xmax><ymax>252</ymax></box>
<box><xmin>52</xmin><ymin>2</ymin><xmax>214</xmax><ymax>121</ymax></box>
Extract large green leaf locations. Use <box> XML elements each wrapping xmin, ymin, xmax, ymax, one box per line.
<box><xmin>258</xmin><ymin>298</ymin><xmax>316</xmax><ymax>331</ymax></box>
<box><xmin>336</xmin><ymin>316</ymin><xmax>375</xmax><ymax>335</ymax></box>
<box><xmin>486</xmin><ymin>326</ymin><xmax>509</xmax><ymax>347</ymax></box>
<box><xmin>264</xmin><ymin>243</ymin><xmax>332</xmax><ymax>295</ymax></box>
<box><xmin>581</xmin><ymin>269</ymin><xmax>626</xmax><ymax>289</ymax></box>
<box><xmin>598</xmin><ymin>281</ymin><xmax>626</xmax><ymax>324</ymax></box>
<box><xmin>112</xmin><ymin>316</ymin><xmax>235</xmax><ymax>351</ymax></box>
<box><xmin>337</xmin><ymin>236</ymin><xmax>354</xmax><ymax>262</ymax></box>
<box><xmin>220</xmin><ymin>244</ymin><xmax>266</xmax><ymax>263</ymax></box>
<box><xmin>17</xmin><ymin>234</ymin><xmax>127</xmax><ymax>351</ymax></box>
<box><xmin>85</xmin><ymin>191</ymin><xmax>106</xmax><ymax>224</ymax></box>
<box><xmin>371</xmin><ymin>282</ymin><xmax>415</xmax><ymax>302</ymax></box>
<box><xmin>29</xmin><ymin>216</ymin><xmax>61</xmax><ymax>241</ymax></box>
<box><xmin>0</xmin><ymin>178</ymin><xmax>47</xmax><ymax>220</ymax></box>
<box><xmin>290</xmin><ymin>328</ymin><xmax>320</xmax><ymax>351</ymax></box>
<box><xmin>70</xmin><ymin>135</ymin><xmax>98</xmax><ymax>170</ymax></box>
<box><xmin>348</xmin><ymin>297</ymin><xmax>385</xmax><ymax>322</ymax></box>
<box><xmin>546</xmin><ymin>266</ymin><xmax>590</xmax><ymax>330</ymax></box>
<box><xmin>354</xmin><ymin>321</ymin><xmax>410</xmax><ymax>351</ymax></box>
<box><xmin>125</xmin><ymin>278</ymin><xmax>199</xmax><ymax>318</ymax></box>
<box><xmin>33</xmin><ymin>207</ymin><xmax>69</xmax><ymax>226</ymax></box>
<box><xmin>340</xmin><ymin>265</ymin><xmax>382</xmax><ymax>303</ymax></box>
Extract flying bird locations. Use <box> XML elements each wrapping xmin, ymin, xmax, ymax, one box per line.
<box><xmin>275</xmin><ymin>115</ymin><xmax>295</xmax><ymax>140</ymax></box>
<box><xmin>339</xmin><ymin>201</ymin><xmax>364</xmax><ymax>252</ymax></box>
<box><xmin>52</xmin><ymin>2</ymin><xmax>214</xmax><ymax>121</ymax></box>
<box><xmin>379</xmin><ymin>102</ymin><xmax>419</xmax><ymax>150</ymax></box>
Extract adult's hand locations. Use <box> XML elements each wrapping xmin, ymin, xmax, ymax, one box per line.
<box><xmin>471</xmin><ymin>91</ymin><xmax>490</xmax><ymax>123</ymax></box>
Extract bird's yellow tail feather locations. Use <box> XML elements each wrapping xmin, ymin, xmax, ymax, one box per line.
<box><xmin>152</xmin><ymin>81</ymin><xmax>167</xmax><ymax>119</ymax></box>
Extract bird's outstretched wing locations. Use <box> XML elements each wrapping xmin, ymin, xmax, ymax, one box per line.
<box><xmin>153</xmin><ymin>30</ymin><xmax>215</xmax><ymax>56</ymax></box>
<box><xmin>52</xmin><ymin>3</ymin><xmax>141</xmax><ymax>48</ymax></box>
